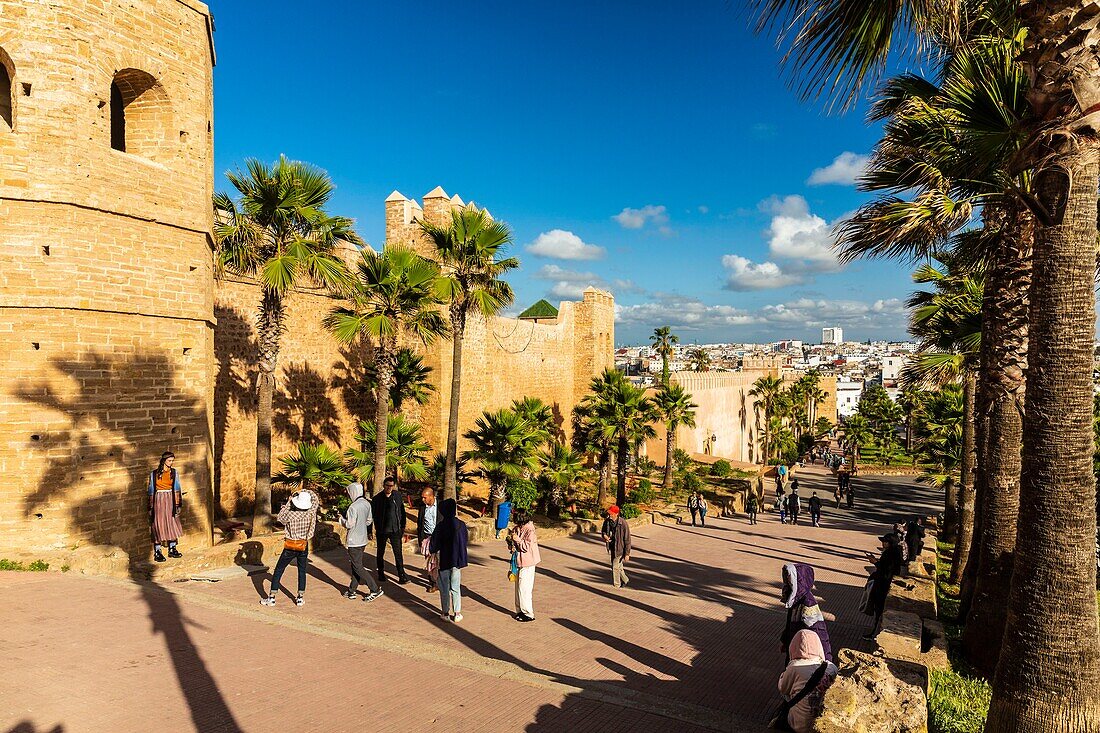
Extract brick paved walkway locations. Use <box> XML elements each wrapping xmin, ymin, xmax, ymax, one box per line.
<box><xmin>2</xmin><ymin>467</ymin><xmax>937</xmax><ymax>733</ymax></box>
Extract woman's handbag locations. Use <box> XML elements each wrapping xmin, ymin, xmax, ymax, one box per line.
<box><xmin>284</xmin><ymin>538</ymin><xmax>307</xmax><ymax>552</ymax></box>
<box><xmin>768</xmin><ymin>661</ymin><xmax>829</xmax><ymax>730</ymax></box>
<box><xmin>508</xmin><ymin>552</ymin><xmax>519</xmax><ymax>582</ymax></box>
<box><xmin>858</xmin><ymin>576</ymin><xmax>876</xmax><ymax>615</ymax></box>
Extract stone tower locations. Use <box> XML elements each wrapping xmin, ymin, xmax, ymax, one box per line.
<box><xmin>0</xmin><ymin>0</ymin><xmax>217</xmax><ymax>563</ymax></box>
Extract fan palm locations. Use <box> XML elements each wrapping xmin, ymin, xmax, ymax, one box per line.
<box><xmin>272</xmin><ymin>442</ymin><xmax>353</xmax><ymax>505</ymax></box>
<box><xmin>687</xmin><ymin>348</ymin><xmax>712</xmax><ymax>372</ymax></box>
<box><xmin>650</xmin><ymin>326</ymin><xmax>679</xmax><ymax>385</ymax></box>
<box><xmin>572</xmin><ymin>396</ymin><xmax>614</xmax><ymax>508</ymax></box>
<box><xmin>842</xmin><ymin>414</ymin><xmax>872</xmax><ymax>467</ymax></box>
<box><xmin>512</xmin><ymin>396</ymin><xmax>557</xmax><ymax>443</ymax></box>
<box><xmin>749</xmin><ymin>374</ymin><xmax>784</xmax><ymax>464</ymax></box>
<box><xmin>653</xmin><ymin>383</ymin><xmax>698</xmax><ymax>492</ymax></box>
<box><xmin>347</xmin><ymin>413</ymin><xmax>431</xmax><ymax>483</ymax></box>
<box><xmin>427</xmin><ymin>452</ymin><xmax>475</xmax><ymax>500</ymax></box>
<box><xmin>325</xmin><ymin>246</ymin><xmax>448</xmax><ymax>497</ymax></box>
<box><xmin>462</xmin><ymin>408</ymin><xmax>541</xmax><ymax>517</ymax></box>
<box><xmin>213</xmin><ymin>156</ymin><xmax>359</xmax><ymax>528</ymax></box>
<box><xmin>538</xmin><ymin>442</ymin><xmax>585</xmax><ymax>518</ymax></box>
<box><xmin>366</xmin><ymin>347</ymin><xmax>435</xmax><ymax>414</ymax></box>
<box><xmin>750</xmin><ymin>0</ymin><xmax>1100</xmax><ymax>720</ymax></box>
<box><xmin>419</xmin><ymin>208</ymin><xmax>518</xmax><ymax>500</ymax></box>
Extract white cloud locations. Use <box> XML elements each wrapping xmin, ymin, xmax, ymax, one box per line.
<box><xmin>534</xmin><ymin>264</ymin><xmax>601</xmax><ymax>301</ymax></box>
<box><xmin>525</xmin><ymin>229</ymin><xmax>606</xmax><ymax>260</ymax></box>
<box><xmin>807</xmin><ymin>151</ymin><xmax>870</xmax><ymax>186</ymax></box>
<box><xmin>721</xmin><ymin>255</ymin><xmax>803</xmax><ymax>291</ymax></box>
<box><xmin>615</xmin><ymin>295</ymin><xmax>757</xmax><ymax>330</ymax></box>
<box><xmin>697</xmin><ymin>205</ymin><xmax>710</xmax><ymax>214</ymax></box>
<box><xmin>613</xmin><ymin>205</ymin><xmax>670</xmax><ymax>232</ymax></box>
<box><xmin>760</xmin><ymin>194</ymin><xmax>844</xmax><ymax>272</ymax></box>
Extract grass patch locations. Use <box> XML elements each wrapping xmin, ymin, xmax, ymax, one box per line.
<box><xmin>929</xmin><ymin>540</ymin><xmax>990</xmax><ymax>733</ymax></box>
<box><xmin>0</xmin><ymin>558</ymin><xmax>49</xmax><ymax>572</ymax></box>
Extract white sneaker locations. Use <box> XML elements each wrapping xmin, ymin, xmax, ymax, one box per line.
<box><xmin>453</xmin><ymin>613</ymin><xmax>463</xmax><ymax>623</ymax></box>
<box><xmin>260</xmin><ymin>595</ymin><xmax>276</xmax><ymax>607</ymax></box>
<box><xmin>364</xmin><ymin>590</ymin><xmax>383</xmax><ymax>602</ymax></box>
<box><xmin>295</xmin><ymin>595</ymin><xmax>304</xmax><ymax>606</ymax></box>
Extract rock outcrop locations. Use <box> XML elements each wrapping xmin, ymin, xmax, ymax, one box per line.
<box><xmin>815</xmin><ymin>649</ymin><xmax>928</xmax><ymax>733</ymax></box>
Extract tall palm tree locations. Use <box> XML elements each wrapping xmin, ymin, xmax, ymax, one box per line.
<box><xmin>654</xmin><ymin>383</ymin><xmax>698</xmax><ymax>492</ymax></box>
<box><xmin>581</xmin><ymin>369</ymin><xmax>658</xmax><ymax>506</ymax></box>
<box><xmin>538</xmin><ymin>441</ymin><xmax>585</xmax><ymax>518</ymax></box>
<box><xmin>842</xmin><ymin>414</ymin><xmax>872</xmax><ymax>469</ymax></box>
<box><xmin>347</xmin><ymin>413</ymin><xmax>431</xmax><ymax>483</ymax></box>
<box><xmin>213</xmin><ymin>156</ymin><xmax>359</xmax><ymax>529</ymax></box>
<box><xmin>419</xmin><ymin>208</ymin><xmax>518</xmax><ymax>500</ymax></box>
<box><xmin>428</xmin><ymin>452</ymin><xmax>476</xmax><ymax>499</ymax></box>
<box><xmin>573</xmin><ymin>393</ymin><xmax>614</xmax><ymax>508</ymax></box>
<box><xmin>462</xmin><ymin>407</ymin><xmax>541</xmax><ymax>517</ymax></box>
<box><xmin>687</xmin><ymin>348</ymin><xmax>712</xmax><ymax>372</ymax></box>
<box><xmin>650</xmin><ymin>326</ymin><xmax>679</xmax><ymax>385</ymax></box>
<box><xmin>749</xmin><ymin>374</ymin><xmax>784</xmax><ymax>463</ymax></box>
<box><xmin>325</xmin><ymin>246</ymin><xmax>448</xmax><ymax>497</ymax></box>
<box><xmin>750</xmin><ymin>1</ymin><xmax>1099</xmax><ymax>722</ymax></box>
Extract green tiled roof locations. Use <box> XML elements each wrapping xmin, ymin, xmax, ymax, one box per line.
<box><xmin>518</xmin><ymin>299</ymin><xmax>559</xmax><ymax>319</ymax></box>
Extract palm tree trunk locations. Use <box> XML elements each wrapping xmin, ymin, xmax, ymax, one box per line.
<box><xmin>962</xmin><ymin>207</ymin><xmax>1031</xmax><ymax>678</ymax></box>
<box><xmin>252</xmin><ymin>288</ymin><xmax>283</xmax><ymax>532</ymax></box>
<box><xmin>986</xmin><ymin>146</ymin><xmax>1100</xmax><ymax>731</ymax></box>
<box><xmin>763</xmin><ymin>405</ymin><xmax>771</xmax><ymax>464</ymax></box>
<box><xmin>616</xmin><ymin>436</ymin><xmax>629</xmax><ymax>506</ymax></box>
<box><xmin>443</xmin><ymin>312</ymin><xmax>465</xmax><ymax>501</ymax></box>
<box><xmin>597</xmin><ymin>448</ymin><xmax>611</xmax><ymax>507</ymax></box>
<box><xmin>663</xmin><ymin>420</ymin><xmax>676</xmax><ymax>491</ymax></box>
<box><xmin>949</xmin><ymin>370</ymin><xmax>977</xmax><ymax>584</ymax></box>
<box><xmin>371</xmin><ymin>337</ymin><xmax>396</xmax><ymax>497</ymax></box>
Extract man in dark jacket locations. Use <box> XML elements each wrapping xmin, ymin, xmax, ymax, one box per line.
<box><xmin>372</xmin><ymin>477</ymin><xmax>409</xmax><ymax>584</ymax></box>
<box><xmin>809</xmin><ymin>492</ymin><xmax>823</xmax><ymax>527</ymax></box>
<box><xmin>601</xmin><ymin>505</ymin><xmax>632</xmax><ymax>588</ymax></box>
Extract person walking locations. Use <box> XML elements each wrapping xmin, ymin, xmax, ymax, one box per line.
<box><xmin>777</xmin><ymin>488</ymin><xmax>788</xmax><ymax>524</ymax></box>
<box><xmin>846</xmin><ymin>482</ymin><xmax>855</xmax><ymax>509</ymax></box>
<box><xmin>861</xmin><ymin>533</ymin><xmax>904</xmax><ymax>639</ymax></box>
<box><xmin>261</xmin><ymin>489</ymin><xmax>320</xmax><ymax>607</ymax></box>
<box><xmin>340</xmin><ymin>482</ymin><xmax>382</xmax><ymax>601</ymax></box>
<box><xmin>788</xmin><ymin>482</ymin><xmax>801</xmax><ymax>526</ymax></box>
<box><xmin>809</xmin><ymin>492</ymin><xmax>822</xmax><ymax>527</ymax></box>
<box><xmin>508</xmin><ymin>509</ymin><xmax>540</xmax><ymax>622</ymax></box>
<box><xmin>601</xmin><ymin>505</ymin><xmax>632</xmax><ymax>588</ymax></box>
<box><xmin>698</xmin><ymin>493</ymin><xmax>709</xmax><ymax>527</ymax></box>
<box><xmin>746</xmin><ymin>492</ymin><xmax>759</xmax><ymax>525</ymax></box>
<box><xmin>687</xmin><ymin>492</ymin><xmax>700</xmax><ymax>526</ymax></box>
<box><xmin>774</xmin><ymin>630</ymin><xmax>838</xmax><ymax>733</ymax></box>
<box><xmin>780</xmin><ymin>562</ymin><xmax>833</xmax><ymax>663</ymax></box>
<box><xmin>148</xmin><ymin>451</ymin><xmax>184</xmax><ymax>563</ymax></box>
<box><xmin>833</xmin><ymin>484</ymin><xmax>842</xmax><ymax>509</ymax></box>
<box><xmin>429</xmin><ymin>498</ymin><xmax>468</xmax><ymax>622</ymax></box>
<box><xmin>417</xmin><ymin>487</ymin><xmax>439</xmax><ymax>593</ymax></box>
<box><xmin>905</xmin><ymin>517</ymin><xmax>925</xmax><ymax>565</ymax></box>
<box><xmin>371</xmin><ymin>476</ymin><xmax>409</xmax><ymax>584</ymax></box>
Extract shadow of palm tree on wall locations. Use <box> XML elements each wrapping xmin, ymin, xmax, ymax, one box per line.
<box><xmin>16</xmin><ymin>349</ymin><xmax>244</xmax><ymax>733</ymax></box>
<box><xmin>275</xmin><ymin>363</ymin><xmax>343</xmax><ymax>445</ymax></box>
<box><xmin>213</xmin><ymin>305</ymin><xmax>257</xmax><ymax>520</ymax></box>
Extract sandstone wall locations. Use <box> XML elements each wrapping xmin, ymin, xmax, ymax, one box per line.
<box><xmin>0</xmin><ymin>0</ymin><xmax>216</xmax><ymax>558</ymax></box>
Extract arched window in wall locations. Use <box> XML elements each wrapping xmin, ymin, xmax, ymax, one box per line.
<box><xmin>0</xmin><ymin>47</ymin><xmax>14</xmax><ymax>132</ymax></box>
<box><xmin>109</xmin><ymin>68</ymin><xmax>170</xmax><ymax>160</ymax></box>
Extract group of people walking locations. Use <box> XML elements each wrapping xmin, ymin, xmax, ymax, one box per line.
<box><xmin>772</xmin><ymin>479</ymin><xmax>824</xmax><ymax>527</ymax></box>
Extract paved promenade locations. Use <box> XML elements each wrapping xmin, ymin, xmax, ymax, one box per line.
<box><xmin>3</xmin><ymin>467</ymin><xmax>937</xmax><ymax>733</ymax></box>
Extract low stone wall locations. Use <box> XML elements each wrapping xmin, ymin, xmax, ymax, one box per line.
<box><xmin>815</xmin><ymin>517</ymin><xmax>946</xmax><ymax>733</ymax></box>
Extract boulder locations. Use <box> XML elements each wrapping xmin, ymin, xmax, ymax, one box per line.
<box><xmin>815</xmin><ymin>649</ymin><xmax>928</xmax><ymax>733</ymax></box>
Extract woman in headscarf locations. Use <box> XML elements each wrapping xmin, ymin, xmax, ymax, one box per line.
<box><xmin>148</xmin><ymin>451</ymin><xmax>184</xmax><ymax>563</ymax></box>
<box><xmin>774</xmin><ymin>629</ymin><xmax>838</xmax><ymax>732</ymax></box>
<box><xmin>429</xmin><ymin>498</ymin><xmax>469</xmax><ymax>622</ymax></box>
<box><xmin>780</xmin><ymin>562</ymin><xmax>833</xmax><ymax>663</ymax></box>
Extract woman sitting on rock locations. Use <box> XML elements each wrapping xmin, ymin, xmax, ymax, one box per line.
<box><xmin>773</xmin><ymin>629</ymin><xmax>838</xmax><ymax>732</ymax></box>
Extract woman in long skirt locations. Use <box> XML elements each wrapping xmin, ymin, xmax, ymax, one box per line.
<box><xmin>148</xmin><ymin>451</ymin><xmax>184</xmax><ymax>562</ymax></box>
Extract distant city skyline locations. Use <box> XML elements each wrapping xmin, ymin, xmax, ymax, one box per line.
<box><xmin>209</xmin><ymin>0</ymin><xmax>917</xmax><ymax>345</ymax></box>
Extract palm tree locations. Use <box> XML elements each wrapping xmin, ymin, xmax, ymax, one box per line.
<box><xmin>572</xmin><ymin>396</ymin><xmax>614</xmax><ymax>508</ymax></box>
<box><xmin>897</xmin><ymin>386</ymin><xmax>924</xmax><ymax>453</ymax></box>
<box><xmin>750</xmin><ymin>2</ymin><xmax>1100</xmax><ymax>722</ymax></box>
<box><xmin>371</xmin><ymin>347</ymin><xmax>435</xmax><ymax>414</ymax></box>
<box><xmin>581</xmin><ymin>368</ymin><xmax>658</xmax><ymax>506</ymax></box>
<box><xmin>915</xmin><ymin>385</ymin><xmax>963</xmax><ymax>506</ymax></box>
<box><xmin>539</xmin><ymin>442</ymin><xmax>585</xmax><ymax>518</ymax></box>
<box><xmin>842</xmin><ymin>415</ymin><xmax>872</xmax><ymax>469</ymax></box>
<box><xmin>749</xmin><ymin>374</ymin><xmax>784</xmax><ymax>463</ymax></box>
<box><xmin>650</xmin><ymin>326</ymin><xmax>679</xmax><ymax>385</ymax></box>
<box><xmin>427</xmin><ymin>452</ymin><xmax>476</xmax><ymax>499</ymax></box>
<box><xmin>814</xmin><ymin>417</ymin><xmax>834</xmax><ymax>438</ymax></box>
<box><xmin>325</xmin><ymin>246</ymin><xmax>448</xmax><ymax>497</ymax></box>
<box><xmin>512</xmin><ymin>396</ymin><xmax>557</xmax><ymax>443</ymax></box>
<box><xmin>347</xmin><ymin>413</ymin><xmax>431</xmax><ymax>483</ymax></box>
<box><xmin>687</xmin><ymin>348</ymin><xmax>712</xmax><ymax>372</ymax></box>
<box><xmin>213</xmin><ymin>156</ymin><xmax>359</xmax><ymax>529</ymax></box>
<box><xmin>653</xmin><ymin>383</ymin><xmax>698</xmax><ymax>492</ymax></box>
<box><xmin>419</xmin><ymin>208</ymin><xmax>518</xmax><ymax>500</ymax></box>
<box><xmin>271</xmin><ymin>442</ymin><xmax>353</xmax><ymax>505</ymax></box>
<box><xmin>463</xmin><ymin>407</ymin><xmax>541</xmax><ymax>518</ymax></box>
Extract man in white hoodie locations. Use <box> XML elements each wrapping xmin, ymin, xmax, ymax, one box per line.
<box><xmin>340</xmin><ymin>483</ymin><xmax>382</xmax><ymax>601</ymax></box>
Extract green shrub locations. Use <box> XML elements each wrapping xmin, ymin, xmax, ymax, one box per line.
<box><xmin>620</xmin><ymin>503</ymin><xmax>641</xmax><ymax>519</ymax></box>
<box><xmin>0</xmin><ymin>559</ymin><xmax>49</xmax><ymax>572</ymax></box>
<box><xmin>631</xmin><ymin>478</ymin><xmax>655</xmax><ymax>504</ymax></box>
<box><xmin>28</xmin><ymin>560</ymin><xmax>49</xmax><ymax>572</ymax></box>
<box><xmin>710</xmin><ymin>459</ymin><xmax>732</xmax><ymax>477</ymax></box>
<box><xmin>672</xmin><ymin>448</ymin><xmax>693</xmax><ymax>472</ymax></box>
<box><xmin>0</xmin><ymin>559</ymin><xmax>25</xmax><ymax>571</ymax></box>
<box><xmin>507</xmin><ymin>477</ymin><xmax>538</xmax><ymax>512</ymax></box>
<box><xmin>676</xmin><ymin>471</ymin><xmax>703</xmax><ymax>493</ymax></box>
<box><xmin>634</xmin><ymin>457</ymin><xmax>657</xmax><ymax>477</ymax></box>
<box><xmin>928</xmin><ymin>668</ymin><xmax>990</xmax><ymax>733</ymax></box>
<box><xmin>573</xmin><ymin>508</ymin><xmax>593</xmax><ymax>520</ymax></box>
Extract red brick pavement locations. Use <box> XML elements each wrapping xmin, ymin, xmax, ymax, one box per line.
<box><xmin>2</xmin><ymin>467</ymin><xmax>937</xmax><ymax>733</ymax></box>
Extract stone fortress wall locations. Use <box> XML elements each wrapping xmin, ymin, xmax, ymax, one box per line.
<box><xmin>0</xmin><ymin>0</ymin><xmax>217</xmax><ymax>557</ymax></box>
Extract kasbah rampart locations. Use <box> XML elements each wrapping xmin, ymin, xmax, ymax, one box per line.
<box><xmin>0</xmin><ymin>0</ymin><xmax>831</xmax><ymax>573</ymax></box>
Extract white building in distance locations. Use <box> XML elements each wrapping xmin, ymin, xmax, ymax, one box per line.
<box><xmin>822</xmin><ymin>327</ymin><xmax>844</xmax><ymax>345</ymax></box>
<box><xmin>837</xmin><ymin>378</ymin><xmax>864</xmax><ymax>417</ymax></box>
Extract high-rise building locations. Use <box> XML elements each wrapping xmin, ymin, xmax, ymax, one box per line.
<box><xmin>822</xmin><ymin>327</ymin><xmax>844</xmax><ymax>345</ymax></box>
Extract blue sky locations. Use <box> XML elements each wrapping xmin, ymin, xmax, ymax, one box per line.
<box><xmin>210</xmin><ymin>1</ymin><xmax>920</xmax><ymax>345</ymax></box>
